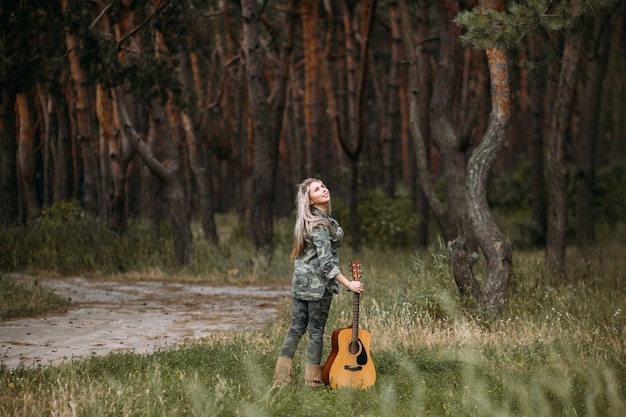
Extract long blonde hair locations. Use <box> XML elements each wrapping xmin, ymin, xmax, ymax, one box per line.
<box><xmin>290</xmin><ymin>178</ymin><xmax>332</xmax><ymax>261</ymax></box>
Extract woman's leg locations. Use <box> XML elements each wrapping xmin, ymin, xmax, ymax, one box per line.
<box><xmin>306</xmin><ymin>295</ymin><xmax>332</xmax><ymax>365</ymax></box>
<box><xmin>279</xmin><ymin>298</ymin><xmax>309</xmax><ymax>359</ymax></box>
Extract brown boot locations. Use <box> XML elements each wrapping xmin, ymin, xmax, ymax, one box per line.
<box><xmin>304</xmin><ymin>364</ymin><xmax>324</xmax><ymax>387</ymax></box>
<box><xmin>272</xmin><ymin>357</ymin><xmax>293</xmax><ymax>387</ymax></box>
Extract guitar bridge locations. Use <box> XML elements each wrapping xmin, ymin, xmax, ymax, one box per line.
<box><xmin>344</xmin><ymin>365</ymin><xmax>363</xmax><ymax>371</ymax></box>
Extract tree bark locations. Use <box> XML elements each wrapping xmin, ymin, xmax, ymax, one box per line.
<box><xmin>399</xmin><ymin>0</ymin><xmax>434</xmax><ymax>248</ymax></box>
<box><xmin>301</xmin><ymin>0</ymin><xmax>323</xmax><ymax>177</ymax></box>
<box><xmin>527</xmin><ymin>37</ymin><xmax>548</xmax><ymax>245</ymax></box>
<box><xmin>429</xmin><ymin>0</ymin><xmax>475</xmax><ymax>248</ymax></box>
<box><xmin>382</xmin><ymin>1</ymin><xmax>402</xmax><ymax>198</ymax></box>
<box><xmin>466</xmin><ymin>0</ymin><xmax>513</xmax><ymax>315</ymax></box>
<box><xmin>413</xmin><ymin>0</ymin><xmax>433</xmax><ymax>249</ymax></box>
<box><xmin>15</xmin><ymin>93</ymin><xmax>40</xmax><ymax>224</ymax></box>
<box><xmin>61</xmin><ymin>0</ymin><xmax>99</xmax><ymax>214</ymax></box>
<box><xmin>96</xmin><ymin>84</ymin><xmax>132</xmax><ymax>234</ymax></box>
<box><xmin>35</xmin><ymin>85</ymin><xmax>53</xmax><ymax>208</ymax></box>
<box><xmin>0</xmin><ymin>89</ymin><xmax>19</xmax><ymax>227</ymax></box>
<box><xmin>546</xmin><ymin>22</ymin><xmax>582</xmax><ymax>275</ymax></box>
<box><xmin>115</xmin><ymin>89</ymin><xmax>193</xmax><ymax>266</ymax></box>
<box><xmin>241</xmin><ymin>0</ymin><xmax>294</xmax><ymax>258</ymax></box>
<box><xmin>575</xmin><ymin>11</ymin><xmax>612</xmax><ymax>249</ymax></box>
<box><xmin>320</xmin><ymin>2</ymin><xmax>347</xmax><ymax>174</ymax></box>
<box><xmin>182</xmin><ymin>46</ymin><xmax>219</xmax><ymax>243</ymax></box>
<box><xmin>334</xmin><ymin>0</ymin><xmax>377</xmax><ymax>255</ymax></box>
<box><xmin>399</xmin><ymin>0</ymin><xmax>454</xmax><ymax>241</ymax></box>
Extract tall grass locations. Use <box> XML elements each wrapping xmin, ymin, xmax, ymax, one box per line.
<box><xmin>1</xmin><ymin>245</ymin><xmax>624</xmax><ymax>416</ymax></box>
<box><xmin>0</xmin><ymin>275</ymin><xmax>69</xmax><ymax>320</ymax></box>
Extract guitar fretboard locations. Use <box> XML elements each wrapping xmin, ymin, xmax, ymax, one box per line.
<box><xmin>350</xmin><ymin>261</ymin><xmax>362</xmax><ymax>354</ymax></box>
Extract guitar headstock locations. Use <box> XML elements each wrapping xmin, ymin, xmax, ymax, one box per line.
<box><xmin>349</xmin><ymin>260</ymin><xmax>362</xmax><ymax>282</ymax></box>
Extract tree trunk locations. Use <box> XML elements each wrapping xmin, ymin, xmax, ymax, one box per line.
<box><xmin>320</xmin><ymin>3</ymin><xmax>347</xmax><ymax>174</ymax></box>
<box><xmin>399</xmin><ymin>0</ymin><xmax>454</xmax><ymax>241</ymax></box>
<box><xmin>465</xmin><ymin>0</ymin><xmax>513</xmax><ymax>316</ymax></box>
<box><xmin>241</xmin><ymin>0</ymin><xmax>294</xmax><ymax>258</ymax></box>
<box><xmin>0</xmin><ymin>89</ymin><xmax>19</xmax><ymax>227</ymax></box>
<box><xmin>182</xmin><ymin>47</ymin><xmax>219</xmax><ymax>243</ymax></box>
<box><xmin>575</xmin><ymin>12</ymin><xmax>612</xmax><ymax>249</ymax></box>
<box><xmin>15</xmin><ymin>93</ymin><xmax>40</xmax><ymax>224</ymax></box>
<box><xmin>301</xmin><ymin>0</ymin><xmax>323</xmax><ymax>176</ymax></box>
<box><xmin>334</xmin><ymin>0</ymin><xmax>377</xmax><ymax>255</ymax></box>
<box><xmin>115</xmin><ymin>88</ymin><xmax>193</xmax><ymax>266</ymax></box>
<box><xmin>400</xmin><ymin>0</ymin><xmax>433</xmax><ymax>248</ymax></box>
<box><xmin>61</xmin><ymin>0</ymin><xmax>99</xmax><ymax>214</ymax></box>
<box><xmin>382</xmin><ymin>1</ymin><xmax>401</xmax><ymax>198</ymax></box>
<box><xmin>414</xmin><ymin>0</ymin><xmax>433</xmax><ymax>249</ymax></box>
<box><xmin>526</xmin><ymin>37</ymin><xmax>548</xmax><ymax>245</ymax></box>
<box><xmin>429</xmin><ymin>0</ymin><xmax>474</xmax><ymax>247</ymax></box>
<box><xmin>546</xmin><ymin>29</ymin><xmax>582</xmax><ymax>275</ymax></box>
<box><xmin>35</xmin><ymin>85</ymin><xmax>52</xmax><ymax>208</ymax></box>
<box><xmin>96</xmin><ymin>85</ymin><xmax>131</xmax><ymax>234</ymax></box>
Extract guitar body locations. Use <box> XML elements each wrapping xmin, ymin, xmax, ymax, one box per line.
<box><xmin>323</xmin><ymin>326</ymin><xmax>376</xmax><ymax>389</ymax></box>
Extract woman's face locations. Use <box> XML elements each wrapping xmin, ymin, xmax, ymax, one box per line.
<box><xmin>308</xmin><ymin>181</ymin><xmax>330</xmax><ymax>208</ymax></box>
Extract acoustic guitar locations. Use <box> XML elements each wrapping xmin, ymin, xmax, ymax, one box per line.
<box><xmin>322</xmin><ymin>260</ymin><xmax>376</xmax><ymax>389</ymax></box>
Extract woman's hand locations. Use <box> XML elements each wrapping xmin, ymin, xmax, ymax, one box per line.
<box><xmin>347</xmin><ymin>280</ymin><xmax>363</xmax><ymax>294</ymax></box>
<box><xmin>334</xmin><ymin>273</ymin><xmax>364</xmax><ymax>293</ymax></box>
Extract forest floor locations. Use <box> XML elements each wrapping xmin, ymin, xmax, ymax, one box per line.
<box><xmin>0</xmin><ymin>275</ymin><xmax>289</xmax><ymax>369</ymax></box>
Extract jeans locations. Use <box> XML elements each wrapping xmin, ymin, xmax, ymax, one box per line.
<box><xmin>279</xmin><ymin>293</ymin><xmax>333</xmax><ymax>365</ymax></box>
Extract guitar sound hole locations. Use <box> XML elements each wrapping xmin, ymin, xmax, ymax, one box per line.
<box><xmin>349</xmin><ymin>341</ymin><xmax>360</xmax><ymax>355</ymax></box>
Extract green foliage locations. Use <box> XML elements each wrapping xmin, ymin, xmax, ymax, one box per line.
<box><xmin>594</xmin><ymin>159</ymin><xmax>626</xmax><ymax>227</ymax></box>
<box><xmin>332</xmin><ymin>187</ymin><xmax>420</xmax><ymax>249</ymax></box>
<box><xmin>0</xmin><ymin>275</ymin><xmax>69</xmax><ymax>320</ymax></box>
<box><xmin>0</xmin><ymin>1</ymin><xmax>63</xmax><ymax>91</ymax></box>
<box><xmin>486</xmin><ymin>163</ymin><xmax>545</xmax><ymax>248</ymax></box>
<box><xmin>0</xmin><ymin>200</ymin><xmax>170</xmax><ymax>275</ymax></box>
<box><xmin>484</xmin><ymin>158</ymin><xmax>626</xmax><ymax>248</ymax></box>
<box><xmin>456</xmin><ymin>0</ymin><xmax>615</xmax><ymax>51</ymax></box>
<box><xmin>0</xmin><ymin>205</ymin><xmax>294</xmax><ymax>282</ymax></box>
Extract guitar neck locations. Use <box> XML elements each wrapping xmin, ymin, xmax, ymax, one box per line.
<box><xmin>351</xmin><ymin>292</ymin><xmax>360</xmax><ymax>343</ymax></box>
<box><xmin>349</xmin><ymin>259</ymin><xmax>362</xmax><ymax>345</ymax></box>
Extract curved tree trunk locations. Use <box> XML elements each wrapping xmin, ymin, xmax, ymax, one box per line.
<box><xmin>115</xmin><ymin>90</ymin><xmax>193</xmax><ymax>266</ymax></box>
<box><xmin>466</xmin><ymin>0</ymin><xmax>513</xmax><ymax>316</ymax></box>
<box><xmin>399</xmin><ymin>0</ymin><xmax>454</xmax><ymax>241</ymax></box>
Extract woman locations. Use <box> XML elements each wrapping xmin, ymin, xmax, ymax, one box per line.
<box><xmin>272</xmin><ymin>178</ymin><xmax>363</xmax><ymax>387</ymax></box>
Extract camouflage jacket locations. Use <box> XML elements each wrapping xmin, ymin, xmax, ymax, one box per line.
<box><xmin>291</xmin><ymin>209</ymin><xmax>344</xmax><ymax>301</ymax></box>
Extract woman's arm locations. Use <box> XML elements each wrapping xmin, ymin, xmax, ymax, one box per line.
<box><xmin>334</xmin><ymin>273</ymin><xmax>363</xmax><ymax>293</ymax></box>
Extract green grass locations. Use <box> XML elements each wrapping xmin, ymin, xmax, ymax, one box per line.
<box><xmin>0</xmin><ymin>245</ymin><xmax>624</xmax><ymax>416</ymax></box>
<box><xmin>0</xmin><ymin>275</ymin><xmax>69</xmax><ymax>320</ymax></box>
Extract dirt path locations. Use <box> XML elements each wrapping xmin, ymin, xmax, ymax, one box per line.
<box><xmin>0</xmin><ymin>276</ymin><xmax>289</xmax><ymax>369</ymax></box>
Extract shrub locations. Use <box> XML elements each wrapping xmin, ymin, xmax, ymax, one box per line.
<box><xmin>332</xmin><ymin>187</ymin><xmax>420</xmax><ymax>249</ymax></box>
